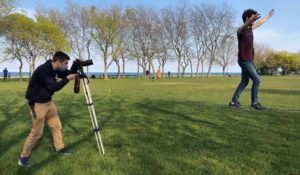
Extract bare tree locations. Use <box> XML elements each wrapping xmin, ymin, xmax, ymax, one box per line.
<box><xmin>162</xmin><ymin>5</ymin><xmax>189</xmax><ymax>79</ymax></box>
<box><xmin>216</xmin><ymin>37</ymin><xmax>237</xmax><ymax>76</ymax></box>
<box><xmin>125</xmin><ymin>8</ymin><xmax>142</xmax><ymax>78</ymax></box>
<box><xmin>181</xmin><ymin>43</ymin><xmax>194</xmax><ymax>78</ymax></box>
<box><xmin>190</xmin><ymin>6</ymin><xmax>208</xmax><ymax>78</ymax></box>
<box><xmin>198</xmin><ymin>4</ymin><xmax>235</xmax><ymax>77</ymax></box>
<box><xmin>63</xmin><ymin>2</ymin><xmax>94</xmax><ymax>76</ymax></box>
<box><xmin>135</xmin><ymin>7</ymin><xmax>161</xmax><ymax>80</ymax></box>
<box><xmin>154</xmin><ymin>12</ymin><xmax>172</xmax><ymax>79</ymax></box>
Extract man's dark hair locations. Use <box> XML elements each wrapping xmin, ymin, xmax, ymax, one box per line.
<box><xmin>52</xmin><ymin>51</ymin><xmax>70</xmax><ymax>62</ymax></box>
<box><xmin>242</xmin><ymin>9</ymin><xmax>258</xmax><ymax>22</ymax></box>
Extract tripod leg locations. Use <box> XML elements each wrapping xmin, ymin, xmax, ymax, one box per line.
<box><xmin>81</xmin><ymin>78</ymin><xmax>105</xmax><ymax>155</ymax></box>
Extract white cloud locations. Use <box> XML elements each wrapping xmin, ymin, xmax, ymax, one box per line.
<box><xmin>13</xmin><ymin>7</ymin><xmax>36</xmax><ymax>20</ymax></box>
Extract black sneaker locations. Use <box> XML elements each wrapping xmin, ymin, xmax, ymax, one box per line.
<box><xmin>229</xmin><ymin>101</ymin><xmax>241</xmax><ymax>108</ymax></box>
<box><xmin>57</xmin><ymin>147</ymin><xmax>73</xmax><ymax>155</ymax></box>
<box><xmin>18</xmin><ymin>157</ymin><xmax>31</xmax><ymax>167</ymax></box>
<box><xmin>251</xmin><ymin>102</ymin><xmax>266</xmax><ymax>110</ymax></box>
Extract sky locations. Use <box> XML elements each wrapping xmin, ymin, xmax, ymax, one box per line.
<box><xmin>1</xmin><ymin>0</ymin><xmax>300</xmax><ymax>73</ymax></box>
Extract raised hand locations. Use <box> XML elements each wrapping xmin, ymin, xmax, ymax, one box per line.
<box><xmin>268</xmin><ymin>9</ymin><xmax>275</xmax><ymax>17</ymax></box>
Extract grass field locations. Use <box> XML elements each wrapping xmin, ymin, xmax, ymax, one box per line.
<box><xmin>0</xmin><ymin>76</ymin><xmax>299</xmax><ymax>175</ymax></box>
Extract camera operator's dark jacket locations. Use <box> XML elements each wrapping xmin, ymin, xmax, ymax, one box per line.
<box><xmin>26</xmin><ymin>60</ymin><xmax>77</xmax><ymax>103</ymax></box>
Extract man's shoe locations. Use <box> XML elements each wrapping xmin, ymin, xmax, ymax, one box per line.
<box><xmin>229</xmin><ymin>101</ymin><xmax>241</xmax><ymax>108</ymax></box>
<box><xmin>57</xmin><ymin>147</ymin><xmax>73</xmax><ymax>155</ymax></box>
<box><xmin>251</xmin><ymin>102</ymin><xmax>266</xmax><ymax>110</ymax></box>
<box><xmin>18</xmin><ymin>157</ymin><xmax>31</xmax><ymax>167</ymax></box>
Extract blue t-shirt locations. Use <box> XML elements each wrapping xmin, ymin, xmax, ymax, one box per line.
<box><xmin>3</xmin><ymin>69</ymin><xmax>8</xmax><ymax>76</ymax></box>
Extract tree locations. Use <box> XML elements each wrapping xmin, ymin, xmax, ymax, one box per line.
<box><xmin>135</xmin><ymin>7</ymin><xmax>160</xmax><ymax>80</ymax></box>
<box><xmin>63</xmin><ymin>1</ymin><xmax>94</xmax><ymax>76</ymax></box>
<box><xmin>0</xmin><ymin>0</ymin><xmax>16</xmax><ymax>19</ymax></box>
<box><xmin>125</xmin><ymin>8</ymin><xmax>143</xmax><ymax>79</ymax></box>
<box><xmin>1</xmin><ymin>13</ymin><xmax>69</xmax><ymax>78</ymax></box>
<box><xmin>1</xmin><ymin>14</ymin><xmax>36</xmax><ymax>77</ymax></box>
<box><xmin>181</xmin><ymin>43</ymin><xmax>194</xmax><ymax>78</ymax></box>
<box><xmin>91</xmin><ymin>8</ymin><xmax>118</xmax><ymax>80</ymax></box>
<box><xmin>254</xmin><ymin>43</ymin><xmax>279</xmax><ymax>75</ymax></box>
<box><xmin>275</xmin><ymin>51</ymin><xmax>300</xmax><ymax>75</ymax></box>
<box><xmin>3</xmin><ymin>41</ymin><xmax>26</xmax><ymax>81</ymax></box>
<box><xmin>110</xmin><ymin>6</ymin><xmax>128</xmax><ymax>79</ymax></box>
<box><xmin>162</xmin><ymin>5</ymin><xmax>189</xmax><ymax>79</ymax></box>
<box><xmin>155</xmin><ymin>13</ymin><xmax>171</xmax><ymax>79</ymax></box>
<box><xmin>198</xmin><ymin>4</ymin><xmax>235</xmax><ymax>77</ymax></box>
<box><xmin>216</xmin><ymin>37</ymin><xmax>237</xmax><ymax>76</ymax></box>
<box><xmin>190</xmin><ymin>6</ymin><xmax>208</xmax><ymax>78</ymax></box>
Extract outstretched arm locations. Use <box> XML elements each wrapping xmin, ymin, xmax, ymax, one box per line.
<box><xmin>252</xmin><ymin>9</ymin><xmax>274</xmax><ymax>30</ymax></box>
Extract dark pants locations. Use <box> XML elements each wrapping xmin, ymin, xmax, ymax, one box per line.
<box><xmin>231</xmin><ymin>59</ymin><xmax>261</xmax><ymax>104</ymax></box>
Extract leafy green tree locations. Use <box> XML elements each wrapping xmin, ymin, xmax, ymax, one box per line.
<box><xmin>91</xmin><ymin>8</ymin><xmax>118</xmax><ymax>80</ymax></box>
<box><xmin>275</xmin><ymin>51</ymin><xmax>300</xmax><ymax>75</ymax></box>
<box><xmin>1</xmin><ymin>13</ymin><xmax>69</xmax><ymax>77</ymax></box>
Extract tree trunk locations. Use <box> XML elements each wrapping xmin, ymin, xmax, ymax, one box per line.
<box><xmin>190</xmin><ymin>61</ymin><xmax>193</xmax><ymax>79</ymax></box>
<box><xmin>137</xmin><ymin>59</ymin><xmax>140</xmax><ymax>79</ymax></box>
<box><xmin>201</xmin><ymin>61</ymin><xmax>204</xmax><ymax>77</ymax></box>
<box><xmin>150</xmin><ymin>61</ymin><xmax>156</xmax><ymax>80</ymax></box>
<box><xmin>177</xmin><ymin>57</ymin><xmax>181</xmax><ymax>79</ymax></box>
<box><xmin>196</xmin><ymin>59</ymin><xmax>200</xmax><ymax>78</ymax></box>
<box><xmin>104</xmin><ymin>52</ymin><xmax>108</xmax><ymax>80</ymax></box>
<box><xmin>122</xmin><ymin>57</ymin><xmax>125</xmax><ymax>79</ymax></box>
<box><xmin>116</xmin><ymin>61</ymin><xmax>121</xmax><ymax>79</ymax></box>
<box><xmin>162</xmin><ymin>62</ymin><xmax>165</xmax><ymax>79</ymax></box>
<box><xmin>207</xmin><ymin>56</ymin><xmax>214</xmax><ymax>77</ymax></box>
<box><xmin>19</xmin><ymin>61</ymin><xmax>23</xmax><ymax>81</ymax></box>
<box><xmin>222</xmin><ymin>66</ymin><xmax>226</xmax><ymax>76</ymax></box>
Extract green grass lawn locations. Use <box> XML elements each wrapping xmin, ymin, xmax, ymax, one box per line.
<box><xmin>0</xmin><ymin>76</ymin><xmax>299</xmax><ymax>175</ymax></box>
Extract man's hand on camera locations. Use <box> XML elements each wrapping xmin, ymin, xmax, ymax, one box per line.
<box><xmin>67</xmin><ymin>74</ymin><xmax>77</xmax><ymax>80</ymax></box>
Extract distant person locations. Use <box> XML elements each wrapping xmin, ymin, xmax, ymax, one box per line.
<box><xmin>3</xmin><ymin>67</ymin><xmax>8</xmax><ymax>80</ymax></box>
<box><xmin>156</xmin><ymin>69</ymin><xmax>161</xmax><ymax>79</ymax></box>
<box><xmin>229</xmin><ymin>9</ymin><xmax>274</xmax><ymax>110</ymax></box>
<box><xmin>146</xmin><ymin>70</ymin><xmax>150</xmax><ymax>77</ymax></box>
<box><xmin>18</xmin><ymin>51</ymin><xmax>78</xmax><ymax>167</ymax></box>
<box><xmin>168</xmin><ymin>71</ymin><xmax>171</xmax><ymax>78</ymax></box>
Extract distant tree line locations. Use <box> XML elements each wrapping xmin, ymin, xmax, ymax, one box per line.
<box><xmin>254</xmin><ymin>43</ymin><xmax>300</xmax><ymax>75</ymax></box>
<box><xmin>0</xmin><ymin>1</ymin><xmax>299</xmax><ymax>81</ymax></box>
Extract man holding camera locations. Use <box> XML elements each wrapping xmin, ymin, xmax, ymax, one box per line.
<box><xmin>18</xmin><ymin>51</ymin><xmax>78</xmax><ymax>167</ymax></box>
<box><xmin>229</xmin><ymin>9</ymin><xmax>274</xmax><ymax>110</ymax></box>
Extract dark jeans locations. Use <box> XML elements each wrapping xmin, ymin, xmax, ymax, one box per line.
<box><xmin>231</xmin><ymin>59</ymin><xmax>261</xmax><ymax>104</ymax></box>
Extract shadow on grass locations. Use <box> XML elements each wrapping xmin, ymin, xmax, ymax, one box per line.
<box><xmin>128</xmin><ymin>98</ymin><xmax>300</xmax><ymax>174</ymax></box>
<box><xmin>0</xmin><ymin>95</ymin><xmax>31</xmax><ymax>157</ymax></box>
<box><xmin>6</xmin><ymin>94</ymin><xmax>299</xmax><ymax>174</ymax></box>
<box><xmin>260</xmin><ymin>88</ymin><xmax>300</xmax><ymax>95</ymax></box>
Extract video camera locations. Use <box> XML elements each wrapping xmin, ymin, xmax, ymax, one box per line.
<box><xmin>80</xmin><ymin>59</ymin><xmax>93</xmax><ymax>67</ymax></box>
<box><xmin>73</xmin><ymin>59</ymin><xmax>93</xmax><ymax>94</ymax></box>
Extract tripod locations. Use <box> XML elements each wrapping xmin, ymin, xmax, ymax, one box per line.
<box><xmin>76</xmin><ymin>67</ymin><xmax>105</xmax><ymax>155</ymax></box>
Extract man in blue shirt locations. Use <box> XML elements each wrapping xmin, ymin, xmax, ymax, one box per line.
<box><xmin>3</xmin><ymin>67</ymin><xmax>8</xmax><ymax>80</ymax></box>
